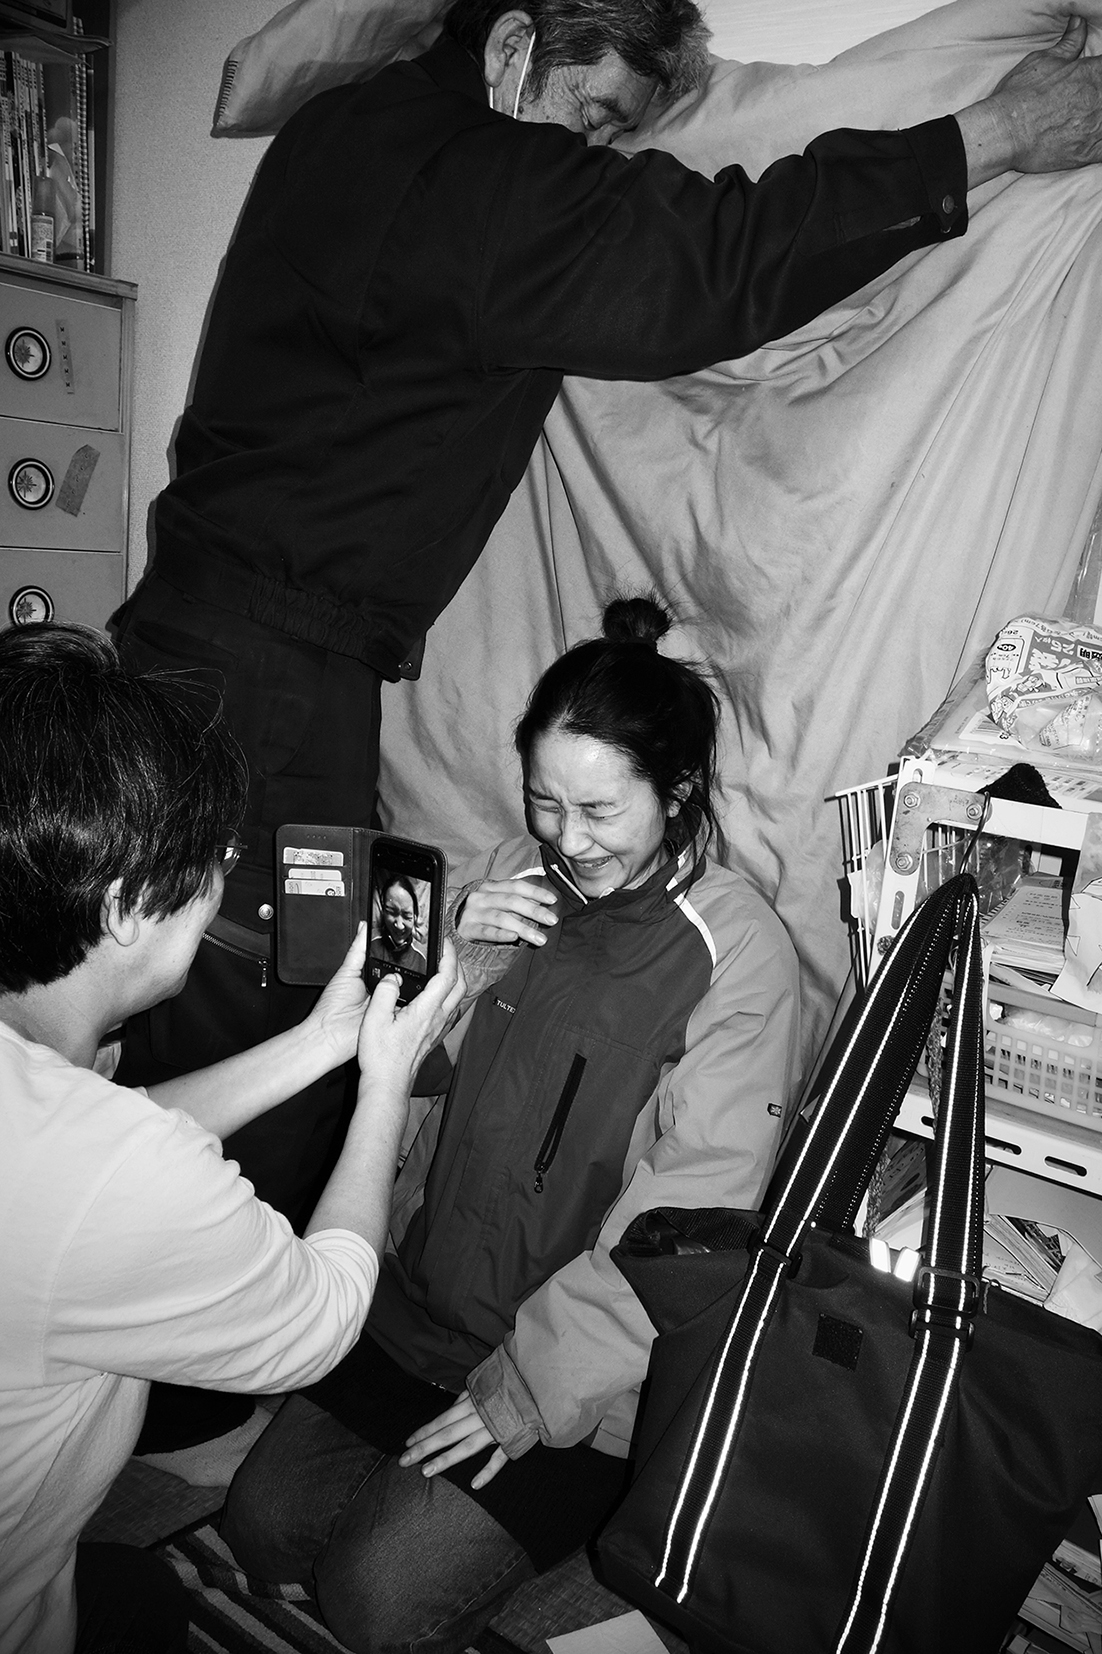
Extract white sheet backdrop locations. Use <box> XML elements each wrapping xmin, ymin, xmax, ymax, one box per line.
<box><xmin>378</xmin><ymin>0</ymin><xmax>1102</xmax><ymax>1064</ymax></box>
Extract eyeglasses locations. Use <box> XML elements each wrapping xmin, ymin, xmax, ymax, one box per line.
<box><xmin>215</xmin><ymin>834</ymin><xmax>245</xmax><ymax>877</ymax></box>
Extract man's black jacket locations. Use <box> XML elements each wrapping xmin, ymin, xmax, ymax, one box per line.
<box><xmin>153</xmin><ymin>33</ymin><xmax>967</xmax><ymax>678</ymax></box>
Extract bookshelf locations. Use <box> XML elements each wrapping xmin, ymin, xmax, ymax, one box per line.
<box><xmin>0</xmin><ymin>0</ymin><xmax>113</xmax><ymax>275</ymax></box>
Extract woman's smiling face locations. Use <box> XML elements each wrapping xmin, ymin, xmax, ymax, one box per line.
<box><xmin>525</xmin><ymin>728</ymin><xmax>676</xmax><ymax>896</ymax></box>
<box><xmin>381</xmin><ymin>880</ymin><xmax>417</xmax><ymax>951</ymax></box>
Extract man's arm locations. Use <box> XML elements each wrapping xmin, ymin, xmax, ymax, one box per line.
<box><xmin>151</xmin><ymin>931</ymin><xmax>464</xmax><ymax>1258</ymax></box>
<box><xmin>956</xmin><ymin>16</ymin><xmax>1102</xmax><ymax>186</ymax></box>
<box><xmin>147</xmin><ymin>924</ymin><xmax>372</xmax><ymax>1140</ymax></box>
<box><xmin>148</xmin><ymin>924</ymin><xmax>465</xmax><ymax>1260</ymax></box>
<box><xmin>306</xmin><ymin>945</ymin><xmax>462</xmax><ymax>1254</ymax></box>
<box><xmin>477</xmin><ymin>16</ymin><xmax>1102</xmax><ymax>382</ymax></box>
<box><xmin>43</xmin><ymin>942</ymin><xmax>463</xmax><ymax>1402</ymax></box>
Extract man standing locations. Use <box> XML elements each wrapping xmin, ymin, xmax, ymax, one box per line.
<box><xmin>111</xmin><ymin>0</ymin><xmax>1102</xmax><ymax>1269</ymax></box>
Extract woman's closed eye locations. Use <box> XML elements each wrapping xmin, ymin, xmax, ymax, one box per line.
<box><xmin>528</xmin><ymin>797</ymin><xmax>620</xmax><ymax>820</ymax></box>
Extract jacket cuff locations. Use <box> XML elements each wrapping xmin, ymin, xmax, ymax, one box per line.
<box><xmin>905</xmin><ymin>114</ymin><xmax>969</xmax><ymax>237</ymax></box>
<box><xmin>467</xmin><ymin>1345</ymin><xmax>542</xmax><ymax>1459</ymax></box>
<box><xmin>447</xmin><ymin>883</ymin><xmax>522</xmax><ymax>1002</ymax></box>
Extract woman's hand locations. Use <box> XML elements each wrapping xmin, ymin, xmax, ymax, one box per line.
<box><xmin>357</xmin><ymin>938</ymin><xmax>465</xmax><ymax>1090</ymax></box>
<box><xmin>457</xmin><ymin>876</ymin><xmax>558</xmax><ymax>947</ymax></box>
<box><xmin>304</xmin><ymin>920</ymin><xmax>370</xmax><ymax>1067</ymax></box>
<box><xmin>400</xmin><ymin>1392</ymin><xmax>509</xmax><ymax>1489</ymax></box>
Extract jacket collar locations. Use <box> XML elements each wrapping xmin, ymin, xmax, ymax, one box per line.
<box><xmin>414</xmin><ymin>32</ymin><xmax>489</xmax><ymax>104</ymax></box>
<box><xmin>539</xmin><ymin>833</ymin><xmax>706</xmax><ymax>921</ymax></box>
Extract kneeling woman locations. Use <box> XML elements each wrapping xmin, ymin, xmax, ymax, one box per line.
<box><xmin>224</xmin><ymin>596</ymin><xmax>800</xmax><ymax>1651</ymax></box>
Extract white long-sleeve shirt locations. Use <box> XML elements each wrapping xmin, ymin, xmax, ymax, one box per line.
<box><xmin>0</xmin><ymin>1022</ymin><xmax>376</xmax><ymax>1654</ymax></box>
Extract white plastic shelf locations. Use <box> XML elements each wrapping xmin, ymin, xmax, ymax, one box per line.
<box><xmin>896</xmin><ymin>1084</ymin><xmax>1102</xmax><ymax>1196</ymax></box>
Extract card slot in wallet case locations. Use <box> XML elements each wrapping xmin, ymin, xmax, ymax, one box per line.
<box><xmin>275</xmin><ymin>822</ymin><xmax>378</xmax><ymax>985</ymax></box>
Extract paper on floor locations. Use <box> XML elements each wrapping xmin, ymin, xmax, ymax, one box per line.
<box><xmin>546</xmin><ymin>1611</ymin><xmax>670</xmax><ymax>1654</ymax></box>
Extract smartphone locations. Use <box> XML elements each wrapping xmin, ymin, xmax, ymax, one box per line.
<box><xmin>365</xmin><ymin>834</ymin><xmax>446</xmax><ymax>1005</ymax></box>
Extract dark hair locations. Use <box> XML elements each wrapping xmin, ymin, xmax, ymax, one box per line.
<box><xmin>443</xmin><ymin>0</ymin><xmax>710</xmax><ymax>102</ymax></box>
<box><xmin>0</xmin><ymin>622</ymin><xmax>248</xmax><ymax>992</ymax></box>
<box><xmin>383</xmin><ymin>872</ymin><xmax>420</xmax><ymax>918</ymax></box>
<box><xmin>515</xmin><ymin>593</ymin><xmax>722</xmax><ymax>848</ymax></box>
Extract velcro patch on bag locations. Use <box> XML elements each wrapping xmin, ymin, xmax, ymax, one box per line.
<box><xmin>812</xmin><ymin>1314</ymin><xmax>864</xmax><ymax>1370</ymax></box>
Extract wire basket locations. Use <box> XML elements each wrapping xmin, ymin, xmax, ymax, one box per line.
<box><xmin>831</xmin><ymin>776</ymin><xmax>894</xmax><ymax>992</ymax></box>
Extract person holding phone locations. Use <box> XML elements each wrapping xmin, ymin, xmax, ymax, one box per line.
<box><xmin>224</xmin><ymin>593</ymin><xmax>800</xmax><ymax>1654</ymax></box>
<box><xmin>0</xmin><ymin>622</ymin><xmax>465</xmax><ymax>1654</ymax></box>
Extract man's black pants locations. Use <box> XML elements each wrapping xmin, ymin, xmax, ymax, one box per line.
<box><xmin>111</xmin><ymin>572</ymin><xmax>382</xmax><ymax>1449</ymax></box>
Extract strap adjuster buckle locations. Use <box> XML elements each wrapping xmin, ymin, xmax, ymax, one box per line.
<box><xmin>909</xmin><ymin>1263</ymin><xmax>984</xmax><ymax>1347</ymax></box>
<box><xmin>749</xmin><ymin>1230</ymin><xmax>802</xmax><ymax>1281</ymax></box>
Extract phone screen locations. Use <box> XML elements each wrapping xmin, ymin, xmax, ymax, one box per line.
<box><xmin>365</xmin><ymin>835</ymin><xmax>445</xmax><ymax>1005</ymax></box>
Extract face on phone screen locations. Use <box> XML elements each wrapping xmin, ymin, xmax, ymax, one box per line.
<box><xmin>371</xmin><ymin>870</ymin><xmax>429</xmax><ymax>974</ymax></box>
<box><xmin>366</xmin><ymin>838</ymin><xmax>443</xmax><ymax>1003</ymax></box>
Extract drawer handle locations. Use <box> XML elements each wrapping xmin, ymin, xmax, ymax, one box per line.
<box><xmin>8</xmin><ymin>585</ymin><xmax>54</xmax><ymax>626</ymax></box>
<box><xmin>9</xmin><ymin>458</ymin><xmax>54</xmax><ymax>510</ymax></box>
<box><xmin>4</xmin><ymin>327</ymin><xmax>50</xmax><ymax>381</ymax></box>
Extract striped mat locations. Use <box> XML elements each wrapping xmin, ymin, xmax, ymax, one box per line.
<box><xmin>157</xmin><ymin>1521</ymin><xmax>520</xmax><ymax>1654</ymax></box>
<box><xmin>157</xmin><ymin>1521</ymin><xmax>350</xmax><ymax>1654</ymax></box>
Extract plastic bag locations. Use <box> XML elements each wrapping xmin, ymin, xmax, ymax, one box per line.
<box><xmin>986</xmin><ymin>615</ymin><xmax>1102</xmax><ymax>759</ymax></box>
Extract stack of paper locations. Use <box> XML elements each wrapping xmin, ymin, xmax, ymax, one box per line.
<box><xmin>983</xmin><ymin>883</ymin><xmax>1067</xmax><ymax>976</ymax></box>
<box><xmin>984</xmin><ymin>1214</ymin><xmax>1065</xmax><ymax>1302</ymax></box>
<box><xmin>1020</xmin><ymin>1558</ymin><xmax>1102</xmax><ymax>1652</ymax></box>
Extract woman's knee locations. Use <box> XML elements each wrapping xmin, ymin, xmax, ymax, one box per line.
<box><xmin>315</xmin><ymin>1468</ymin><xmax>533</xmax><ymax>1654</ymax></box>
<box><xmin>222</xmin><ymin>1394</ymin><xmax>380</xmax><ymax>1583</ymax></box>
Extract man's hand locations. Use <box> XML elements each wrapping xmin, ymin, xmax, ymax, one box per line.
<box><xmin>958</xmin><ymin>16</ymin><xmax>1102</xmax><ymax>187</ymax></box>
<box><xmin>457</xmin><ymin>876</ymin><xmax>558</xmax><ymax>947</ymax></box>
<box><xmin>305</xmin><ymin>921</ymin><xmax>370</xmax><ymax>1068</ymax></box>
<box><xmin>400</xmin><ymin>1392</ymin><xmax>510</xmax><ymax>1490</ymax></box>
<box><xmin>357</xmin><ymin>937</ymin><xmax>465</xmax><ymax>1089</ymax></box>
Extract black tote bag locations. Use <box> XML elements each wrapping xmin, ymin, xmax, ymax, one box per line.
<box><xmin>597</xmin><ymin>875</ymin><xmax>1102</xmax><ymax>1654</ymax></box>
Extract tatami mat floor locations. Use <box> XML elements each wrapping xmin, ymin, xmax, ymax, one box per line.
<box><xmin>82</xmin><ymin>1454</ymin><xmax>227</xmax><ymax>1548</ymax></box>
<box><xmin>83</xmin><ymin>1394</ymin><xmax>288</xmax><ymax>1548</ymax></box>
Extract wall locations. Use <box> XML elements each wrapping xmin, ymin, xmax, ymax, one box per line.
<box><xmin>108</xmin><ymin>0</ymin><xmax>932</xmax><ymax>587</ymax></box>
<box><xmin>110</xmin><ymin>0</ymin><xmax>274</xmax><ymax>586</ymax></box>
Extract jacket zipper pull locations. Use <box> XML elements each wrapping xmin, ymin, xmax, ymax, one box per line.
<box><xmin>532</xmin><ymin>1053</ymin><xmax>587</xmax><ymax>1193</ymax></box>
<box><xmin>203</xmin><ymin>928</ymin><xmax>269</xmax><ymax>989</ymax></box>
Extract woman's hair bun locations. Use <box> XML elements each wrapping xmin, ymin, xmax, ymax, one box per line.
<box><xmin>602</xmin><ymin>591</ymin><xmax>672</xmax><ymax>650</ymax></box>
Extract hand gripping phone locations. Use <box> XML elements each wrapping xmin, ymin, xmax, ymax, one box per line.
<box><xmin>275</xmin><ymin>824</ymin><xmax>446</xmax><ymax>1003</ymax></box>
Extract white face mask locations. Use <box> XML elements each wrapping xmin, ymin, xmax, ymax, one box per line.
<box><xmin>488</xmin><ymin>29</ymin><xmax>536</xmax><ymax>119</ymax></box>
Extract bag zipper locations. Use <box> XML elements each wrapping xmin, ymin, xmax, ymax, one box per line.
<box><xmin>533</xmin><ymin>1053</ymin><xmax>586</xmax><ymax>1192</ymax></box>
<box><xmin>204</xmin><ymin>929</ymin><xmax>269</xmax><ymax>988</ymax></box>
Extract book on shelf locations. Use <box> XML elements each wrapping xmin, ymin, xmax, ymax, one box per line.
<box><xmin>0</xmin><ymin>17</ymin><xmax>97</xmax><ymax>269</ymax></box>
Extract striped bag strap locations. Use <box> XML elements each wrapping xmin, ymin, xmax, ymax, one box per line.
<box><xmin>652</xmin><ymin>875</ymin><xmax>985</xmax><ymax>1648</ymax></box>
